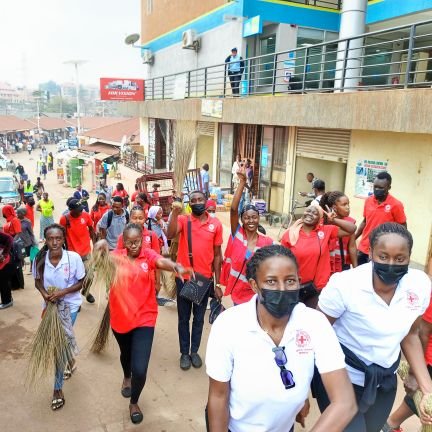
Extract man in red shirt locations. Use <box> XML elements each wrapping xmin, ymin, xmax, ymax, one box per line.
<box><xmin>383</xmin><ymin>296</ymin><xmax>432</xmax><ymax>432</ymax></box>
<box><xmin>167</xmin><ymin>190</ymin><xmax>223</xmax><ymax>371</ymax></box>
<box><xmin>59</xmin><ymin>198</ymin><xmax>96</xmax><ymax>303</ymax></box>
<box><xmin>355</xmin><ymin>171</ymin><xmax>406</xmax><ymax>265</ymax></box>
<box><xmin>25</xmin><ymin>196</ymin><xmax>36</xmax><ymax>228</ymax></box>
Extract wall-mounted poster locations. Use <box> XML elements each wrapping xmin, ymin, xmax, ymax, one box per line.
<box><xmin>355</xmin><ymin>159</ymin><xmax>388</xmax><ymax>198</ymax></box>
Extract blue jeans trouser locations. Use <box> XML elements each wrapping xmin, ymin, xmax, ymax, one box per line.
<box><xmin>54</xmin><ymin>310</ymin><xmax>78</xmax><ymax>391</ymax></box>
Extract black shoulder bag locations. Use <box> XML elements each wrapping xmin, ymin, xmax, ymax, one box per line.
<box><xmin>179</xmin><ymin>218</ymin><xmax>213</xmax><ymax>305</ymax></box>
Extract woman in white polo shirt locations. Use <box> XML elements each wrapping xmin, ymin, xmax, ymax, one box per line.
<box><xmin>33</xmin><ymin>223</ymin><xmax>85</xmax><ymax>411</ymax></box>
<box><xmin>206</xmin><ymin>244</ymin><xmax>357</xmax><ymax>432</ymax></box>
<box><xmin>316</xmin><ymin>222</ymin><xmax>432</xmax><ymax>431</ymax></box>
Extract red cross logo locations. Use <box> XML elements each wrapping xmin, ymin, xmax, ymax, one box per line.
<box><xmin>407</xmin><ymin>291</ymin><xmax>419</xmax><ymax>306</ymax></box>
<box><xmin>296</xmin><ymin>330</ymin><xmax>311</xmax><ymax>348</ymax></box>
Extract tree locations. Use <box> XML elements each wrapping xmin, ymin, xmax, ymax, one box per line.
<box><xmin>44</xmin><ymin>96</ymin><xmax>76</xmax><ymax>114</ymax></box>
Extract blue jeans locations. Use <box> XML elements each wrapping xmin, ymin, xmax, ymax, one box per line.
<box><xmin>54</xmin><ymin>310</ymin><xmax>78</xmax><ymax>391</ymax></box>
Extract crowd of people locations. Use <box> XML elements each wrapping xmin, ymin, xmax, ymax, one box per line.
<box><xmin>1</xmin><ymin>155</ymin><xmax>431</xmax><ymax>432</ymax></box>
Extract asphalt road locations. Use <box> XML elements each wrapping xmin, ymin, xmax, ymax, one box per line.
<box><xmin>0</xmin><ymin>144</ymin><xmax>421</xmax><ymax>431</ymax></box>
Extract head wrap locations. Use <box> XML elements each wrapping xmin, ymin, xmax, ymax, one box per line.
<box><xmin>148</xmin><ymin>205</ymin><xmax>162</xmax><ymax>220</ymax></box>
<box><xmin>206</xmin><ymin>200</ymin><xmax>216</xmax><ymax>210</ymax></box>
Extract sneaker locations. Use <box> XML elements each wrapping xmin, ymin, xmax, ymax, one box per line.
<box><xmin>157</xmin><ymin>297</ymin><xmax>175</xmax><ymax>306</ymax></box>
<box><xmin>190</xmin><ymin>352</ymin><xmax>203</xmax><ymax>369</ymax></box>
<box><xmin>0</xmin><ymin>301</ymin><xmax>13</xmax><ymax>310</ymax></box>
<box><xmin>381</xmin><ymin>423</ymin><xmax>403</xmax><ymax>432</ymax></box>
<box><xmin>86</xmin><ymin>294</ymin><xmax>95</xmax><ymax>304</ymax></box>
<box><xmin>180</xmin><ymin>354</ymin><xmax>192</xmax><ymax>371</ymax></box>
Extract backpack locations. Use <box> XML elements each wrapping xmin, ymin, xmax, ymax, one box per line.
<box><xmin>106</xmin><ymin>209</ymin><xmax>129</xmax><ymax>229</ymax></box>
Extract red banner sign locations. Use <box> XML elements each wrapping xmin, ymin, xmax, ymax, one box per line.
<box><xmin>100</xmin><ymin>78</ymin><xmax>145</xmax><ymax>101</ymax></box>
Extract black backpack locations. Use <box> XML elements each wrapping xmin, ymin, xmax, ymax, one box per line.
<box><xmin>106</xmin><ymin>209</ymin><xmax>129</xmax><ymax>228</ymax></box>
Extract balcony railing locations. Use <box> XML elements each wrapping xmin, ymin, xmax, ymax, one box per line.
<box><xmin>144</xmin><ymin>19</ymin><xmax>432</xmax><ymax>101</ymax></box>
<box><xmin>280</xmin><ymin>0</ymin><xmax>342</xmax><ymax>10</ymax></box>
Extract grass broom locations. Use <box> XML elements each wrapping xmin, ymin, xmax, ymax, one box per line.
<box><xmin>398</xmin><ymin>360</ymin><xmax>432</xmax><ymax>431</ymax></box>
<box><xmin>27</xmin><ymin>287</ymin><xmax>74</xmax><ymax>388</ymax></box>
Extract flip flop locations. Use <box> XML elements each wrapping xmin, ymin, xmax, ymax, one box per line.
<box><xmin>51</xmin><ymin>397</ymin><xmax>65</xmax><ymax>411</ymax></box>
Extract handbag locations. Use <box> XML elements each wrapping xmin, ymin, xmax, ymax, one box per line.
<box><xmin>180</xmin><ymin>218</ymin><xmax>213</xmax><ymax>305</ymax></box>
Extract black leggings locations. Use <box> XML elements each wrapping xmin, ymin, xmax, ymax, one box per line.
<box><xmin>112</xmin><ymin>326</ymin><xmax>154</xmax><ymax>404</ymax></box>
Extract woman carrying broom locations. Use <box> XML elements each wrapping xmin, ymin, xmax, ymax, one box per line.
<box><xmin>32</xmin><ymin>223</ymin><xmax>85</xmax><ymax>411</ymax></box>
<box><xmin>96</xmin><ymin>223</ymin><xmax>191</xmax><ymax>424</ymax></box>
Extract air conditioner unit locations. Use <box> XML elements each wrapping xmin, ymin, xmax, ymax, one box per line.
<box><xmin>142</xmin><ymin>49</ymin><xmax>154</xmax><ymax>65</ymax></box>
<box><xmin>182</xmin><ymin>29</ymin><xmax>200</xmax><ymax>51</ymax></box>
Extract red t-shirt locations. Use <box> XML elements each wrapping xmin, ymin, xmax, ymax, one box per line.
<box><xmin>331</xmin><ymin>216</ymin><xmax>356</xmax><ymax>274</ymax></box>
<box><xmin>224</xmin><ymin>225</ymin><xmax>273</xmax><ymax>304</ymax></box>
<box><xmin>25</xmin><ymin>204</ymin><xmax>35</xmax><ymax>228</ymax></box>
<box><xmin>59</xmin><ymin>212</ymin><xmax>93</xmax><ymax>257</ymax></box>
<box><xmin>281</xmin><ymin>224</ymin><xmax>338</xmax><ymax>290</ymax></box>
<box><xmin>131</xmin><ymin>191</ymin><xmax>138</xmax><ymax>204</ymax></box>
<box><xmin>112</xmin><ymin>189</ymin><xmax>128</xmax><ymax>199</ymax></box>
<box><xmin>116</xmin><ymin>227</ymin><xmax>160</xmax><ymax>252</ymax></box>
<box><xmin>90</xmin><ymin>204</ymin><xmax>110</xmax><ymax>228</ymax></box>
<box><xmin>176</xmin><ymin>213</ymin><xmax>223</xmax><ymax>279</ymax></box>
<box><xmin>422</xmin><ymin>299</ymin><xmax>432</xmax><ymax>365</ymax></box>
<box><xmin>358</xmin><ymin>194</ymin><xmax>406</xmax><ymax>254</ymax></box>
<box><xmin>109</xmin><ymin>247</ymin><xmax>161</xmax><ymax>333</ymax></box>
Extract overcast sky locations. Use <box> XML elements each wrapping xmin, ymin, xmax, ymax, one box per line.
<box><xmin>0</xmin><ymin>0</ymin><xmax>144</xmax><ymax>88</ymax></box>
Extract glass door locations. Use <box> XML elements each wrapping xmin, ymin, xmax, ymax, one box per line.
<box><xmin>259</xmin><ymin>35</ymin><xmax>276</xmax><ymax>88</ymax></box>
<box><xmin>218</xmin><ymin>124</ymin><xmax>234</xmax><ymax>188</ymax></box>
<box><xmin>258</xmin><ymin>127</ymin><xmax>274</xmax><ymax>205</ymax></box>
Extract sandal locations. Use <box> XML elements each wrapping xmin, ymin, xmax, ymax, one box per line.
<box><xmin>63</xmin><ymin>362</ymin><xmax>77</xmax><ymax>380</ymax></box>
<box><xmin>51</xmin><ymin>397</ymin><xmax>65</xmax><ymax>411</ymax></box>
<box><xmin>121</xmin><ymin>378</ymin><xmax>132</xmax><ymax>398</ymax></box>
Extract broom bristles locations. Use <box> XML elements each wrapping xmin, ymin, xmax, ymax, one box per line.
<box><xmin>26</xmin><ymin>287</ymin><xmax>73</xmax><ymax>388</ymax></box>
<box><xmin>173</xmin><ymin>120</ymin><xmax>198</xmax><ymax>193</ymax></box>
<box><xmin>90</xmin><ymin>304</ymin><xmax>111</xmax><ymax>353</ymax></box>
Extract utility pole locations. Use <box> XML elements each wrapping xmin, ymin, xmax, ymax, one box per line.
<box><xmin>63</xmin><ymin>60</ymin><xmax>87</xmax><ymax>134</ymax></box>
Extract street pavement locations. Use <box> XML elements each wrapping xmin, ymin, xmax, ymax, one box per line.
<box><xmin>0</xmin><ymin>144</ymin><xmax>421</xmax><ymax>431</ymax></box>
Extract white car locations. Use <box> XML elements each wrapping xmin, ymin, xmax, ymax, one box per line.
<box><xmin>57</xmin><ymin>139</ymin><xmax>69</xmax><ymax>152</ymax></box>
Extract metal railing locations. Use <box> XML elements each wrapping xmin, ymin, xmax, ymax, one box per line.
<box><xmin>144</xmin><ymin>19</ymin><xmax>432</xmax><ymax>100</ymax></box>
<box><xmin>281</xmin><ymin>0</ymin><xmax>342</xmax><ymax>10</ymax></box>
<box><xmin>123</xmin><ymin>151</ymin><xmax>154</xmax><ymax>174</ymax></box>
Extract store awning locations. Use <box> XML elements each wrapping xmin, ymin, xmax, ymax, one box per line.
<box><xmin>93</xmin><ymin>152</ymin><xmax>114</xmax><ymax>161</ymax></box>
<box><xmin>80</xmin><ymin>143</ymin><xmax>120</xmax><ymax>155</ymax></box>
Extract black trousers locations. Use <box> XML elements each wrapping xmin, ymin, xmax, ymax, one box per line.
<box><xmin>313</xmin><ymin>369</ymin><xmax>396</xmax><ymax>432</ymax></box>
<box><xmin>228</xmin><ymin>72</ymin><xmax>241</xmax><ymax>94</ymax></box>
<box><xmin>176</xmin><ymin>278</ymin><xmax>210</xmax><ymax>355</ymax></box>
<box><xmin>357</xmin><ymin>251</ymin><xmax>369</xmax><ymax>266</ymax></box>
<box><xmin>0</xmin><ymin>261</ymin><xmax>15</xmax><ymax>304</ymax></box>
<box><xmin>112</xmin><ymin>326</ymin><xmax>154</xmax><ymax>405</ymax></box>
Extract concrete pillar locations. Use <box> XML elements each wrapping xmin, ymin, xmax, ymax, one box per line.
<box><xmin>334</xmin><ymin>0</ymin><xmax>368</xmax><ymax>91</ymax></box>
<box><xmin>139</xmin><ymin>117</ymin><xmax>149</xmax><ymax>156</ymax></box>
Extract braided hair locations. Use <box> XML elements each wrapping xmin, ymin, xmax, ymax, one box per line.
<box><xmin>369</xmin><ymin>222</ymin><xmax>413</xmax><ymax>254</ymax></box>
<box><xmin>246</xmin><ymin>244</ymin><xmax>298</xmax><ymax>282</ymax></box>
<box><xmin>34</xmin><ymin>224</ymin><xmax>68</xmax><ymax>282</ymax></box>
<box><xmin>130</xmin><ymin>205</ymin><xmax>144</xmax><ymax>216</ymax></box>
<box><xmin>320</xmin><ymin>191</ymin><xmax>346</xmax><ymax>224</ymax></box>
<box><xmin>122</xmin><ymin>222</ymin><xmax>143</xmax><ymax>240</ymax></box>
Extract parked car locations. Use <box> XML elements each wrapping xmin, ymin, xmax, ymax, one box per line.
<box><xmin>0</xmin><ymin>174</ymin><xmax>21</xmax><ymax>208</ymax></box>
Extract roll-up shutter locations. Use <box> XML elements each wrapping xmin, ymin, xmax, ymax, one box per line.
<box><xmin>296</xmin><ymin>128</ymin><xmax>351</xmax><ymax>163</ymax></box>
<box><xmin>197</xmin><ymin>121</ymin><xmax>215</xmax><ymax>137</ymax></box>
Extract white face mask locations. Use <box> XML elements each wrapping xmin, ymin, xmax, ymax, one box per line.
<box><xmin>208</xmin><ymin>212</ymin><xmax>216</xmax><ymax>218</ymax></box>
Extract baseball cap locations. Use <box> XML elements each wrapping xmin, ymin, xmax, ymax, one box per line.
<box><xmin>68</xmin><ymin>198</ymin><xmax>83</xmax><ymax>211</ymax></box>
<box><xmin>231</xmin><ymin>47</ymin><xmax>238</xmax><ymax>52</ymax></box>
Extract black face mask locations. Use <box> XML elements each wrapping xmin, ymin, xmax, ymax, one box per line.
<box><xmin>260</xmin><ymin>289</ymin><xmax>299</xmax><ymax>319</ymax></box>
<box><xmin>373</xmin><ymin>189</ymin><xmax>387</xmax><ymax>200</ymax></box>
<box><xmin>373</xmin><ymin>261</ymin><xmax>409</xmax><ymax>285</ymax></box>
<box><xmin>191</xmin><ymin>203</ymin><xmax>206</xmax><ymax>216</ymax></box>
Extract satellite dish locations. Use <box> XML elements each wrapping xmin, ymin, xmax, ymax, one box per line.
<box><xmin>125</xmin><ymin>33</ymin><xmax>140</xmax><ymax>46</ymax></box>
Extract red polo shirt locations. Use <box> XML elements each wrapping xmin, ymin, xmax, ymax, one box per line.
<box><xmin>109</xmin><ymin>247</ymin><xmax>161</xmax><ymax>333</ymax></box>
<box><xmin>281</xmin><ymin>224</ymin><xmax>338</xmax><ymax>290</ymax></box>
<box><xmin>59</xmin><ymin>212</ymin><xmax>93</xmax><ymax>257</ymax></box>
<box><xmin>422</xmin><ymin>298</ymin><xmax>432</xmax><ymax>365</ymax></box>
<box><xmin>116</xmin><ymin>227</ymin><xmax>160</xmax><ymax>252</ymax></box>
<box><xmin>358</xmin><ymin>194</ymin><xmax>406</xmax><ymax>254</ymax></box>
<box><xmin>176</xmin><ymin>213</ymin><xmax>223</xmax><ymax>279</ymax></box>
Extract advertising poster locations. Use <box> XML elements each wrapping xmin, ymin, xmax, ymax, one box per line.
<box><xmin>100</xmin><ymin>78</ymin><xmax>145</xmax><ymax>101</ymax></box>
<box><xmin>201</xmin><ymin>99</ymin><xmax>223</xmax><ymax>118</ymax></box>
<box><xmin>355</xmin><ymin>159</ymin><xmax>388</xmax><ymax>198</ymax></box>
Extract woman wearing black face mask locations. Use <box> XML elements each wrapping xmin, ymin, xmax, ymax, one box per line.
<box><xmin>206</xmin><ymin>245</ymin><xmax>357</xmax><ymax>432</ymax></box>
<box><xmin>316</xmin><ymin>222</ymin><xmax>432</xmax><ymax>432</ymax></box>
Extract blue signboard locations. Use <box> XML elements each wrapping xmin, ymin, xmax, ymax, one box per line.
<box><xmin>243</xmin><ymin>15</ymin><xmax>262</xmax><ymax>38</ymax></box>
